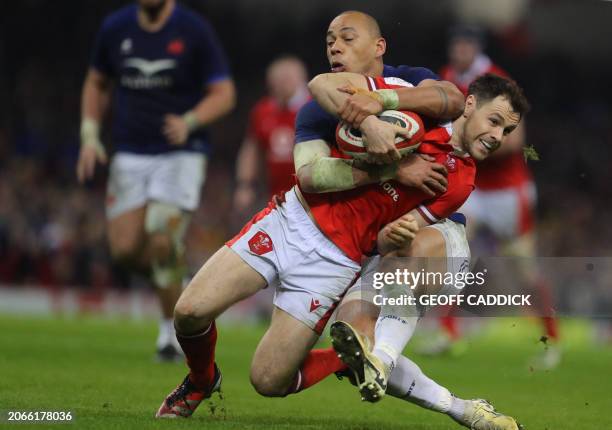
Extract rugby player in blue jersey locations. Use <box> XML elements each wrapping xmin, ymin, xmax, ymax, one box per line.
<box><xmin>76</xmin><ymin>0</ymin><xmax>235</xmax><ymax>361</ymax></box>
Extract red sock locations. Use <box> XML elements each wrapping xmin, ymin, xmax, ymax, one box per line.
<box><xmin>541</xmin><ymin>316</ymin><xmax>559</xmax><ymax>341</ymax></box>
<box><xmin>440</xmin><ymin>315</ymin><xmax>460</xmax><ymax>341</ymax></box>
<box><xmin>534</xmin><ymin>278</ymin><xmax>559</xmax><ymax>341</ymax></box>
<box><xmin>177</xmin><ymin>321</ymin><xmax>218</xmax><ymax>390</ymax></box>
<box><xmin>287</xmin><ymin>348</ymin><xmax>347</xmax><ymax>394</ymax></box>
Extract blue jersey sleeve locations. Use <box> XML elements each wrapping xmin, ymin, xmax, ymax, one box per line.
<box><xmin>295</xmin><ymin>100</ymin><xmax>338</xmax><ymax>144</ymax></box>
<box><xmin>195</xmin><ymin>17</ymin><xmax>231</xmax><ymax>85</ymax></box>
<box><xmin>90</xmin><ymin>18</ymin><xmax>113</xmax><ymax>76</ymax></box>
<box><xmin>386</xmin><ymin>65</ymin><xmax>439</xmax><ymax>85</ymax></box>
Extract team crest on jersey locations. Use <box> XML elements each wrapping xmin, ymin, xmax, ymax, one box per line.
<box><xmin>248</xmin><ymin>231</ymin><xmax>273</xmax><ymax>255</ymax></box>
<box><xmin>167</xmin><ymin>39</ymin><xmax>185</xmax><ymax>55</ymax></box>
<box><xmin>445</xmin><ymin>154</ymin><xmax>457</xmax><ymax>173</ymax></box>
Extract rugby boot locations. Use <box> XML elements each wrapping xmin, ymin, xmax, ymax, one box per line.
<box><xmin>452</xmin><ymin>399</ymin><xmax>523</xmax><ymax>430</ymax></box>
<box><xmin>330</xmin><ymin>321</ymin><xmax>389</xmax><ymax>403</ymax></box>
<box><xmin>155</xmin><ymin>363</ymin><xmax>222</xmax><ymax>418</ymax></box>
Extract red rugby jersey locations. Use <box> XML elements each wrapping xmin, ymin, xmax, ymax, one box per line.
<box><xmin>247</xmin><ymin>94</ymin><xmax>308</xmax><ymax>197</ymax></box>
<box><xmin>300</xmin><ymin>76</ymin><xmax>476</xmax><ymax>263</ymax></box>
<box><xmin>439</xmin><ymin>55</ymin><xmax>532</xmax><ymax>190</ymax></box>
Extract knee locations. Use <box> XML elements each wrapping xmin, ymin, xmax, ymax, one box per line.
<box><xmin>173</xmin><ymin>296</ymin><xmax>212</xmax><ymax>335</ymax></box>
<box><xmin>249</xmin><ymin>366</ymin><xmax>291</xmax><ymax>397</ymax></box>
<box><xmin>147</xmin><ymin>232</ymin><xmax>173</xmax><ymax>263</ymax></box>
<box><xmin>401</xmin><ymin>228</ymin><xmax>445</xmax><ymax>258</ymax></box>
<box><xmin>109</xmin><ymin>238</ymin><xmax>141</xmax><ymax>267</ymax></box>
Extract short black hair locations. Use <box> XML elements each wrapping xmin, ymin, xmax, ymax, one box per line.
<box><xmin>468</xmin><ymin>73</ymin><xmax>530</xmax><ymax>117</ymax></box>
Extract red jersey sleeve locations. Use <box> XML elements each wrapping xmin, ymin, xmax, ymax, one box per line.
<box><xmin>417</xmin><ymin>154</ymin><xmax>476</xmax><ymax>224</ymax></box>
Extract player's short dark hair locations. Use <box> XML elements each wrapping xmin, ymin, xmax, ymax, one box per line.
<box><xmin>468</xmin><ymin>73</ymin><xmax>530</xmax><ymax>117</ymax></box>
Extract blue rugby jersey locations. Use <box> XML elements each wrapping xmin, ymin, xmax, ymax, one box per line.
<box><xmin>91</xmin><ymin>3</ymin><xmax>231</xmax><ymax>154</ymax></box>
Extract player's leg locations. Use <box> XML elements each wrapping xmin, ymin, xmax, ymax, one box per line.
<box><xmin>250</xmin><ymin>247</ymin><xmax>361</xmax><ymax>396</ymax></box>
<box><xmin>157</xmin><ymin>192</ymin><xmax>284</xmax><ymax>418</ymax></box>
<box><xmin>284</xmin><ymin>226</ymin><xmax>451</xmax><ymax>399</ymax></box>
<box><xmin>156</xmin><ymin>245</ymin><xmax>269</xmax><ymax>418</ymax></box>
<box><xmin>249</xmin><ymin>306</ymin><xmax>321</xmax><ymax>396</ymax></box>
<box><xmin>248</xmin><ymin>188</ymin><xmax>362</xmax><ymax>397</ymax></box>
<box><xmin>338</xmin><ymin>226</ymin><xmax>450</xmax><ymax>402</ymax></box>
<box><xmin>106</xmin><ymin>153</ymin><xmax>150</xmax><ymax>268</ymax></box>
<box><xmin>106</xmin><ymin>153</ymin><xmax>180</xmax><ymax>356</ymax></box>
<box><xmin>503</xmin><ymin>229</ymin><xmax>560</xmax><ymax>368</ymax></box>
<box><xmin>495</xmin><ymin>182</ymin><xmax>560</xmax><ymax>368</ymax></box>
<box><xmin>143</xmin><ymin>152</ymin><xmax>208</xmax><ymax>359</ymax></box>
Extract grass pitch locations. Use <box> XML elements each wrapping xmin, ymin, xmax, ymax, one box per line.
<box><xmin>1</xmin><ymin>314</ymin><xmax>611</xmax><ymax>429</ymax></box>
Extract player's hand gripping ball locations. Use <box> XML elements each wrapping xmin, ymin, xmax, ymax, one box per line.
<box><xmin>336</xmin><ymin>110</ymin><xmax>425</xmax><ymax>160</ymax></box>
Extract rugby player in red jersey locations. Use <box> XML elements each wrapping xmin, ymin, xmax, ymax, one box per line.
<box><xmin>233</xmin><ymin>56</ymin><xmax>310</xmax><ymax>215</ymax></box>
<box><xmin>156</xmin><ymin>11</ymin><xmax>525</xmax><ymax>430</ymax></box>
<box><xmin>430</xmin><ymin>26</ymin><xmax>559</xmax><ymax>367</ymax></box>
<box><xmin>295</xmin><ymin>70</ymin><xmax>526</xmax><ymax>430</ymax></box>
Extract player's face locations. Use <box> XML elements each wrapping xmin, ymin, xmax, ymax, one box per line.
<box><xmin>449</xmin><ymin>38</ymin><xmax>480</xmax><ymax>73</ymax></box>
<box><xmin>326</xmin><ymin>14</ymin><xmax>385</xmax><ymax>76</ymax></box>
<box><xmin>267</xmin><ymin>61</ymin><xmax>306</xmax><ymax>106</ymax></box>
<box><xmin>461</xmin><ymin>95</ymin><xmax>521</xmax><ymax>161</ymax></box>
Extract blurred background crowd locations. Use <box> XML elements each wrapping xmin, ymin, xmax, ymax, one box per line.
<box><xmin>1</xmin><ymin>0</ymin><xmax>611</xmax><ymax>291</ymax></box>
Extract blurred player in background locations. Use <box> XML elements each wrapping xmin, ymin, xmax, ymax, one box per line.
<box><xmin>422</xmin><ymin>25</ymin><xmax>560</xmax><ymax>367</ymax></box>
<box><xmin>233</xmin><ymin>56</ymin><xmax>309</xmax><ymax>216</ymax></box>
<box><xmin>76</xmin><ymin>0</ymin><xmax>235</xmax><ymax>361</ymax></box>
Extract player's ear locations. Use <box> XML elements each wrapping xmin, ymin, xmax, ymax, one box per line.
<box><xmin>375</xmin><ymin>37</ymin><xmax>386</xmax><ymax>58</ymax></box>
<box><xmin>464</xmin><ymin>94</ymin><xmax>476</xmax><ymax>117</ymax></box>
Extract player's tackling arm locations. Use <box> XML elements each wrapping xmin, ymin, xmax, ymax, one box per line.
<box><xmin>295</xmin><ymin>141</ymin><xmax>447</xmax><ymax>195</ymax></box>
<box><xmin>309</xmin><ymin>73</ymin><xmax>408</xmax><ymax>163</ymax></box>
<box><xmin>392</xmin><ymin>79</ymin><xmax>464</xmax><ymax>120</ymax></box>
<box><xmin>308</xmin><ymin>72</ymin><xmax>369</xmax><ymax>115</ymax></box>
<box><xmin>294</xmin><ymin>139</ymin><xmax>396</xmax><ymax>193</ymax></box>
<box><xmin>77</xmin><ymin>68</ymin><xmax>112</xmax><ymax>183</ymax></box>
<box><xmin>233</xmin><ymin>136</ymin><xmax>260</xmax><ymax>212</ymax></box>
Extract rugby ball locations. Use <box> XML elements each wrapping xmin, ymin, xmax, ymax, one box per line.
<box><xmin>335</xmin><ymin>110</ymin><xmax>425</xmax><ymax>160</ymax></box>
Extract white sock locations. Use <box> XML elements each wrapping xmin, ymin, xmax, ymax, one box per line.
<box><xmin>372</xmin><ymin>314</ymin><xmax>418</xmax><ymax>371</ymax></box>
<box><xmin>387</xmin><ymin>355</ymin><xmax>467</xmax><ymax>418</ymax></box>
<box><xmin>372</xmin><ymin>280</ymin><xmax>418</xmax><ymax>370</ymax></box>
<box><xmin>156</xmin><ymin>318</ymin><xmax>176</xmax><ymax>348</ymax></box>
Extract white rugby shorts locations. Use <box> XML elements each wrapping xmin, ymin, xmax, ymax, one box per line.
<box><xmin>460</xmin><ymin>182</ymin><xmax>536</xmax><ymax>239</ymax></box>
<box><xmin>106</xmin><ymin>151</ymin><xmax>207</xmax><ymax>219</ymax></box>
<box><xmin>227</xmin><ymin>188</ymin><xmax>361</xmax><ymax>334</ymax></box>
<box><xmin>344</xmin><ymin>217</ymin><xmax>471</xmax><ymax>304</ymax></box>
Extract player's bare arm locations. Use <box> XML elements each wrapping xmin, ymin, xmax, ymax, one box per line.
<box><xmin>294</xmin><ymin>140</ymin><xmax>446</xmax><ymax>196</ymax></box>
<box><xmin>336</xmin><ymin>80</ymin><xmax>464</xmax><ymax>128</ymax></box>
<box><xmin>308</xmin><ymin>72</ymin><xmax>401</xmax><ymax>163</ymax></box>
<box><xmin>77</xmin><ymin>68</ymin><xmax>112</xmax><ymax>183</ymax></box>
<box><xmin>233</xmin><ymin>137</ymin><xmax>260</xmax><ymax>212</ymax></box>
<box><xmin>163</xmin><ymin>78</ymin><xmax>236</xmax><ymax>145</ymax></box>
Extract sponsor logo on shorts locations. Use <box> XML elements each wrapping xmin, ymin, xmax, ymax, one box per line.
<box><xmin>309</xmin><ymin>298</ymin><xmax>322</xmax><ymax>312</ymax></box>
<box><xmin>248</xmin><ymin>231</ymin><xmax>273</xmax><ymax>255</ymax></box>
